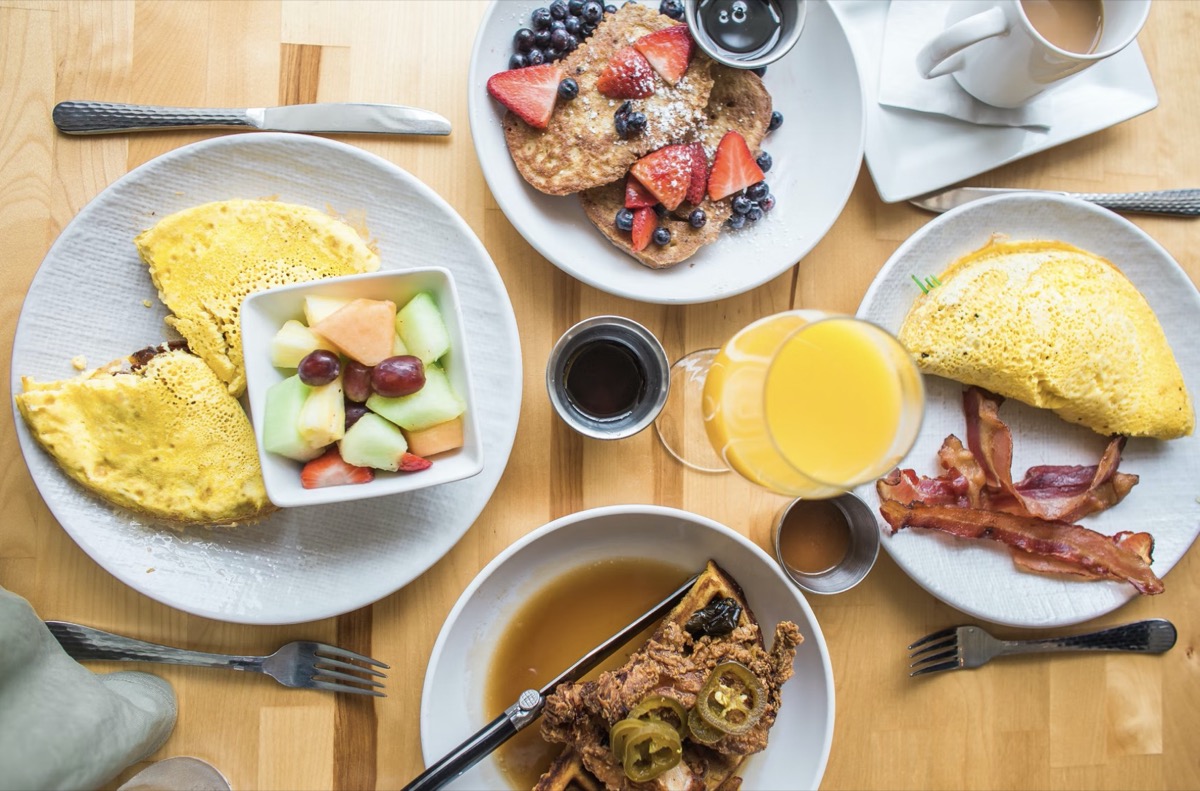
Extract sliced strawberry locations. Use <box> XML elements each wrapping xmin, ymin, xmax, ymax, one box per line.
<box><xmin>630</xmin><ymin>144</ymin><xmax>692</xmax><ymax>211</ymax></box>
<box><xmin>300</xmin><ymin>448</ymin><xmax>375</xmax><ymax>489</ymax></box>
<box><xmin>630</xmin><ymin>207</ymin><xmax>656</xmax><ymax>252</ymax></box>
<box><xmin>708</xmin><ymin>131</ymin><xmax>765</xmax><ymax>201</ymax></box>
<box><xmin>596</xmin><ymin>46</ymin><xmax>656</xmax><ymax>99</ymax></box>
<box><xmin>625</xmin><ymin>174</ymin><xmax>658</xmax><ymax>209</ymax></box>
<box><xmin>486</xmin><ymin>63</ymin><xmax>564</xmax><ymax>129</ymax></box>
<box><xmin>634</xmin><ymin>24</ymin><xmax>694</xmax><ymax>85</ymax></box>
<box><xmin>684</xmin><ymin>142</ymin><xmax>708</xmax><ymax>205</ymax></box>
<box><xmin>398</xmin><ymin>452</ymin><xmax>432</xmax><ymax>472</ymax></box>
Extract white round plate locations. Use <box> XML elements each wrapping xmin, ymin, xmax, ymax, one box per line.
<box><xmin>420</xmin><ymin>505</ymin><xmax>834</xmax><ymax>791</ymax></box>
<box><xmin>11</xmin><ymin>133</ymin><xmax>522</xmax><ymax>625</ymax></box>
<box><xmin>467</xmin><ymin>0</ymin><xmax>865</xmax><ymax>304</ymax></box>
<box><xmin>855</xmin><ymin>193</ymin><xmax>1200</xmax><ymax>628</ymax></box>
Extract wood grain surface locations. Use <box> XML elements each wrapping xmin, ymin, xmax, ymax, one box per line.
<box><xmin>2</xmin><ymin>2</ymin><xmax>1199</xmax><ymax>790</ymax></box>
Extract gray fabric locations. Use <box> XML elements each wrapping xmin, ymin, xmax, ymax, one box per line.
<box><xmin>0</xmin><ymin>587</ymin><xmax>177</xmax><ymax>791</ymax></box>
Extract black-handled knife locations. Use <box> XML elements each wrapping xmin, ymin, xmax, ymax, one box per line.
<box><xmin>401</xmin><ymin>573</ymin><xmax>701</xmax><ymax>791</ymax></box>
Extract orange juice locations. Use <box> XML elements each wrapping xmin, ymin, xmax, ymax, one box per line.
<box><xmin>702</xmin><ymin>311</ymin><xmax>923</xmax><ymax>497</ymax></box>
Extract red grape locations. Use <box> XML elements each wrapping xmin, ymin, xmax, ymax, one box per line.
<box><xmin>297</xmin><ymin>350</ymin><xmax>340</xmax><ymax>386</ymax></box>
<box><xmin>343</xmin><ymin>360</ymin><xmax>372</xmax><ymax>403</ymax></box>
<box><xmin>370</xmin><ymin>355</ymin><xmax>425</xmax><ymax>397</ymax></box>
<box><xmin>344</xmin><ymin>402</ymin><xmax>369</xmax><ymax>429</ymax></box>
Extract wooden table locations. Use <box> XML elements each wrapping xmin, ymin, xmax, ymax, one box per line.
<box><xmin>2</xmin><ymin>2</ymin><xmax>1198</xmax><ymax>789</ymax></box>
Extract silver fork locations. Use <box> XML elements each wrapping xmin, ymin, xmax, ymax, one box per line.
<box><xmin>908</xmin><ymin>619</ymin><xmax>1177</xmax><ymax>677</ymax></box>
<box><xmin>46</xmin><ymin>620</ymin><xmax>388</xmax><ymax>696</ymax></box>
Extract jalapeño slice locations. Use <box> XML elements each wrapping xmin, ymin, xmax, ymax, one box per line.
<box><xmin>627</xmin><ymin>694</ymin><xmax>687</xmax><ymax>739</ymax></box>
<box><xmin>695</xmin><ymin>661</ymin><xmax>767</xmax><ymax>735</ymax></box>
<box><xmin>621</xmin><ymin>719</ymin><xmax>682</xmax><ymax>782</ymax></box>
<box><xmin>686</xmin><ymin>705</ymin><xmax>724</xmax><ymax>745</ymax></box>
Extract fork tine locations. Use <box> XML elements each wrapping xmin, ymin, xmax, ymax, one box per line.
<box><xmin>315</xmin><ymin>656</ymin><xmax>388</xmax><ymax>679</ymax></box>
<box><xmin>310</xmin><ymin>679</ymin><xmax>387</xmax><ymax>698</ymax></box>
<box><xmin>908</xmin><ymin>626</ymin><xmax>957</xmax><ymax>651</ymax></box>
<box><xmin>314</xmin><ymin>667</ymin><xmax>386</xmax><ymax>689</ymax></box>
<box><xmin>909</xmin><ymin>659</ymin><xmax>961</xmax><ymax>678</ymax></box>
<box><xmin>314</xmin><ymin>644</ymin><xmax>390</xmax><ymax>669</ymax></box>
<box><xmin>909</xmin><ymin>648</ymin><xmax>957</xmax><ymax>668</ymax></box>
<box><xmin>909</xmin><ymin>636</ymin><xmax>956</xmax><ymax>659</ymax></box>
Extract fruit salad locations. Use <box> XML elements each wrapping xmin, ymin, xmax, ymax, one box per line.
<box><xmin>262</xmin><ymin>292</ymin><xmax>466</xmax><ymax>489</ymax></box>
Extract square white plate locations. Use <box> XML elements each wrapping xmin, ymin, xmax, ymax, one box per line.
<box><xmin>830</xmin><ymin>0</ymin><xmax>1159</xmax><ymax>203</ymax></box>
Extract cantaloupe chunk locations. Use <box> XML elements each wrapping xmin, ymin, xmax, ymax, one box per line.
<box><xmin>312</xmin><ymin>298</ymin><xmax>396</xmax><ymax>366</ymax></box>
<box><xmin>402</xmin><ymin>416</ymin><xmax>464</xmax><ymax>458</ymax></box>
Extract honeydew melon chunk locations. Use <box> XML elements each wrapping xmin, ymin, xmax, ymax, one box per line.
<box><xmin>392</xmin><ymin>333</ymin><xmax>409</xmax><ymax>356</ymax></box>
<box><xmin>338</xmin><ymin>413</ymin><xmax>409</xmax><ymax>471</ymax></box>
<box><xmin>312</xmin><ymin>298</ymin><xmax>396</xmax><ymax>366</ymax></box>
<box><xmin>263</xmin><ymin>375</ymin><xmax>323</xmax><ymax>461</ymax></box>
<box><xmin>395</xmin><ymin>292</ymin><xmax>451</xmax><ymax>364</ymax></box>
<box><xmin>366</xmin><ymin>363</ymin><xmax>464</xmax><ymax>431</ymax></box>
<box><xmin>297</xmin><ymin>374</ymin><xmax>345</xmax><ymax>448</ymax></box>
<box><xmin>271</xmin><ymin>320</ymin><xmax>336</xmax><ymax>368</ymax></box>
<box><xmin>403</xmin><ymin>416</ymin><xmax>464</xmax><ymax>458</ymax></box>
<box><xmin>304</xmin><ymin>295</ymin><xmax>350</xmax><ymax>327</ymax></box>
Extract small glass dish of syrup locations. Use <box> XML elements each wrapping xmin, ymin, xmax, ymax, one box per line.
<box><xmin>546</xmin><ymin>316</ymin><xmax>670</xmax><ymax>440</ymax></box>
<box><xmin>684</xmin><ymin>0</ymin><xmax>807</xmax><ymax>70</ymax></box>
<box><xmin>771</xmin><ymin>491</ymin><xmax>880</xmax><ymax>595</ymax></box>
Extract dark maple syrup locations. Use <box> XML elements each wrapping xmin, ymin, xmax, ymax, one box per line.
<box><xmin>563</xmin><ymin>339</ymin><xmax>646</xmax><ymax>420</ymax></box>
<box><xmin>778</xmin><ymin>498</ymin><xmax>851</xmax><ymax>575</ymax></box>
<box><xmin>698</xmin><ymin>0</ymin><xmax>783</xmax><ymax>55</ymax></box>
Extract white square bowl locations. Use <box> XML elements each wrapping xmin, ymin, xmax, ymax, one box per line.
<box><xmin>241</xmin><ymin>268</ymin><xmax>482</xmax><ymax>508</ymax></box>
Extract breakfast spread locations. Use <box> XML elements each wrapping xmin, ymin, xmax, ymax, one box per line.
<box><xmin>134</xmin><ymin>199</ymin><xmax>381</xmax><ymax>397</ymax></box>
<box><xmin>536</xmin><ymin>560</ymin><xmax>801</xmax><ymax>790</ymax></box>
<box><xmin>15</xmin><ymin>345</ymin><xmax>272</xmax><ymax>524</ymax></box>
<box><xmin>487</xmin><ymin>2</ymin><xmax>781</xmax><ymax>269</ymax></box>
<box><xmin>898</xmin><ymin>238</ymin><xmax>1194</xmax><ymax>440</ymax></box>
<box><xmin>263</xmin><ymin>292</ymin><xmax>466</xmax><ymax>488</ymax></box>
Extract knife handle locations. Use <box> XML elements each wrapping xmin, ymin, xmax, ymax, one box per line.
<box><xmin>53</xmin><ymin>101</ymin><xmax>254</xmax><ymax>134</ymax></box>
<box><xmin>1072</xmin><ymin>189</ymin><xmax>1200</xmax><ymax>216</ymax></box>
<box><xmin>401</xmin><ymin>713</ymin><xmax>518</xmax><ymax>791</ymax></box>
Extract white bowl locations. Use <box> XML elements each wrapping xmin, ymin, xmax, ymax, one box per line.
<box><xmin>420</xmin><ymin>505</ymin><xmax>835</xmax><ymax>790</ymax></box>
<box><xmin>241</xmin><ymin>267</ymin><xmax>482</xmax><ymax>508</ymax></box>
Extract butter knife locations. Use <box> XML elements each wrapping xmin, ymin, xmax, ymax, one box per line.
<box><xmin>401</xmin><ymin>573</ymin><xmax>700</xmax><ymax>791</ymax></box>
<box><xmin>910</xmin><ymin>186</ymin><xmax>1200</xmax><ymax>216</ymax></box>
<box><xmin>53</xmin><ymin>101</ymin><xmax>451</xmax><ymax>136</ymax></box>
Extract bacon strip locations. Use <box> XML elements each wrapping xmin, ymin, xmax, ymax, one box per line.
<box><xmin>878</xmin><ymin>499</ymin><xmax>1163</xmax><ymax>595</ymax></box>
<box><xmin>1012</xmin><ymin>531</ymin><xmax>1155</xmax><ymax>582</ymax></box>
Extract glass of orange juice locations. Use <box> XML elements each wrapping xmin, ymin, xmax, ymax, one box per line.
<box><xmin>653</xmin><ymin>311</ymin><xmax>924</xmax><ymax>498</ymax></box>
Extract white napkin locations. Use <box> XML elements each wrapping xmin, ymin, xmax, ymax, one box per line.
<box><xmin>878</xmin><ymin>0</ymin><xmax>1055</xmax><ymax>129</ymax></box>
<box><xmin>0</xmin><ymin>586</ymin><xmax>177</xmax><ymax>791</ymax></box>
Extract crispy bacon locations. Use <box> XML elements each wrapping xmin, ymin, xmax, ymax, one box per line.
<box><xmin>878</xmin><ymin>499</ymin><xmax>1163</xmax><ymax>595</ymax></box>
<box><xmin>1012</xmin><ymin>530</ymin><xmax>1154</xmax><ymax>582</ymax></box>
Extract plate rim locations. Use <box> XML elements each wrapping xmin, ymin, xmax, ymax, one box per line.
<box><xmin>10</xmin><ymin>131</ymin><xmax>524</xmax><ymax>625</ymax></box>
<box><xmin>418</xmin><ymin>503</ymin><xmax>836</xmax><ymax>789</ymax></box>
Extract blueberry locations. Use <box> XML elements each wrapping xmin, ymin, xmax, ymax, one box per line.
<box><xmin>532</xmin><ymin>7</ymin><xmax>553</xmax><ymax>29</ymax></box>
<box><xmin>514</xmin><ymin>28</ymin><xmax>535</xmax><ymax>52</ymax></box>
<box><xmin>565</xmin><ymin>15</ymin><xmax>582</xmax><ymax>34</ymax></box>
<box><xmin>550</xmin><ymin>0</ymin><xmax>568</xmax><ymax>19</ymax></box>
<box><xmin>653</xmin><ymin>226</ymin><xmax>672</xmax><ymax>245</ymax></box>
<box><xmin>756</xmin><ymin>151</ymin><xmax>772</xmax><ymax>172</ymax></box>
<box><xmin>625</xmin><ymin>111</ymin><xmax>647</xmax><ymax>135</ymax></box>
<box><xmin>732</xmin><ymin>195</ymin><xmax>752</xmax><ymax>215</ymax></box>
<box><xmin>615</xmin><ymin>208</ymin><xmax>634</xmax><ymax>231</ymax></box>
<box><xmin>569</xmin><ymin>0</ymin><xmax>585</xmax><ymax>14</ymax></box>
<box><xmin>582</xmin><ymin>0</ymin><xmax>603</xmax><ymax>24</ymax></box>
<box><xmin>761</xmin><ymin>195</ymin><xmax>776</xmax><ymax>212</ymax></box>
<box><xmin>768</xmin><ymin>110</ymin><xmax>783</xmax><ymax>132</ymax></box>
<box><xmin>689</xmin><ymin>209</ymin><xmax>707</xmax><ymax>228</ymax></box>
<box><xmin>581</xmin><ymin>22</ymin><xmax>596</xmax><ymax>36</ymax></box>
<box><xmin>605</xmin><ymin>3</ymin><xmax>618</xmax><ymax>12</ymax></box>
<box><xmin>727</xmin><ymin>213</ymin><xmax>746</xmax><ymax>229</ymax></box>
<box><xmin>551</xmin><ymin>19</ymin><xmax>566</xmax><ymax>33</ymax></box>
<box><xmin>565</xmin><ymin>34</ymin><xmax>579</xmax><ymax>51</ymax></box>
<box><xmin>746</xmin><ymin>206</ymin><xmax>764</xmax><ymax>222</ymax></box>
<box><xmin>527</xmin><ymin>48</ymin><xmax>546</xmax><ymax>65</ymax></box>
<box><xmin>752</xmin><ymin>66</ymin><xmax>768</xmax><ymax>77</ymax></box>
<box><xmin>558</xmin><ymin>77</ymin><xmax>579</xmax><ymax>100</ymax></box>
<box><xmin>550</xmin><ymin>27</ymin><xmax>570</xmax><ymax>50</ymax></box>
<box><xmin>653</xmin><ymin>204</ymin><xmax>668</xmax><ymax>218</ymax></box>
<box><xmin>534</xmin><ymin>28</ymin><xmax>552</xmax><ymax>47</ymax></box>
<box><xmin>747</xmin><ymin>181</ymin><xmax>769</xmax><ymax>201</ymax></box>
<box><xmin>614</xmin><ymin>113</ymin><xmax>630</xmax><ymax>138</ymax></box>
<box><xmin>509</xmin><ymin>53</ymin><xmax>528</xmax><ymax>69</ymax></box>
<box><xmin>659</xmin><ymin>0</ymin><xmax>685</xmax><ymax>19</ymax></box>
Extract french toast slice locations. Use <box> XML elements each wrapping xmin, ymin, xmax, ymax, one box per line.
<box><xmin>502</xmin><ymin>4</ymin><xmax>715</xmax><ymax>196</ymax></box>
<box><xmin>578</xmin><ymin>65</ymin><xmax>772</xmax><ymax>269</ymax></box>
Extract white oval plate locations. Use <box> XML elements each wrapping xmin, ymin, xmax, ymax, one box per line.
<box><xmin>467</xmin><ymin>0</ymin><xmax>865</xmax><ymax>304</ymax></box>
<box><xmin>11</xmin><ymin>133</ymin><xmax>522</xmax><ymax>625</ymax></box>
<box><xmin>855</xmin><ymin>193</ymin><xmax>1200</xmax><ymax>628</ymax></box>
<box><xmin>420</xmin><ymin>505</ymin><xmax>834</xmax><ymax>790</ymax></box>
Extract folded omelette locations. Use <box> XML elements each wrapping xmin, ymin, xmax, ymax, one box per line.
<box><xmin>15</xmin><ymin>347</ymin><xmax>272</xmax><ymax>524</ymax></box>
<box><xmin>899</xmin><ymin>239</ymin><xmax>1193</xmax><ymax>440</ymax></box>
<box><xmin>135</xmin><ymin>199</ymin><xmax>380</xmax><ymax>397</ymax></box>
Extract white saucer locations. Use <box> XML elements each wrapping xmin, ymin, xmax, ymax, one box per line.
<box><xmin>830</xmin><ymin>0</ymin><xmax>1159</xmax><ymax>203</ymax></box>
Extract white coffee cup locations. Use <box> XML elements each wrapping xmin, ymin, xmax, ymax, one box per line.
<box><xmin>916</xmin><ymin>0</ymin><xmax>1151</xmax><ymax>108</ymax></box>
